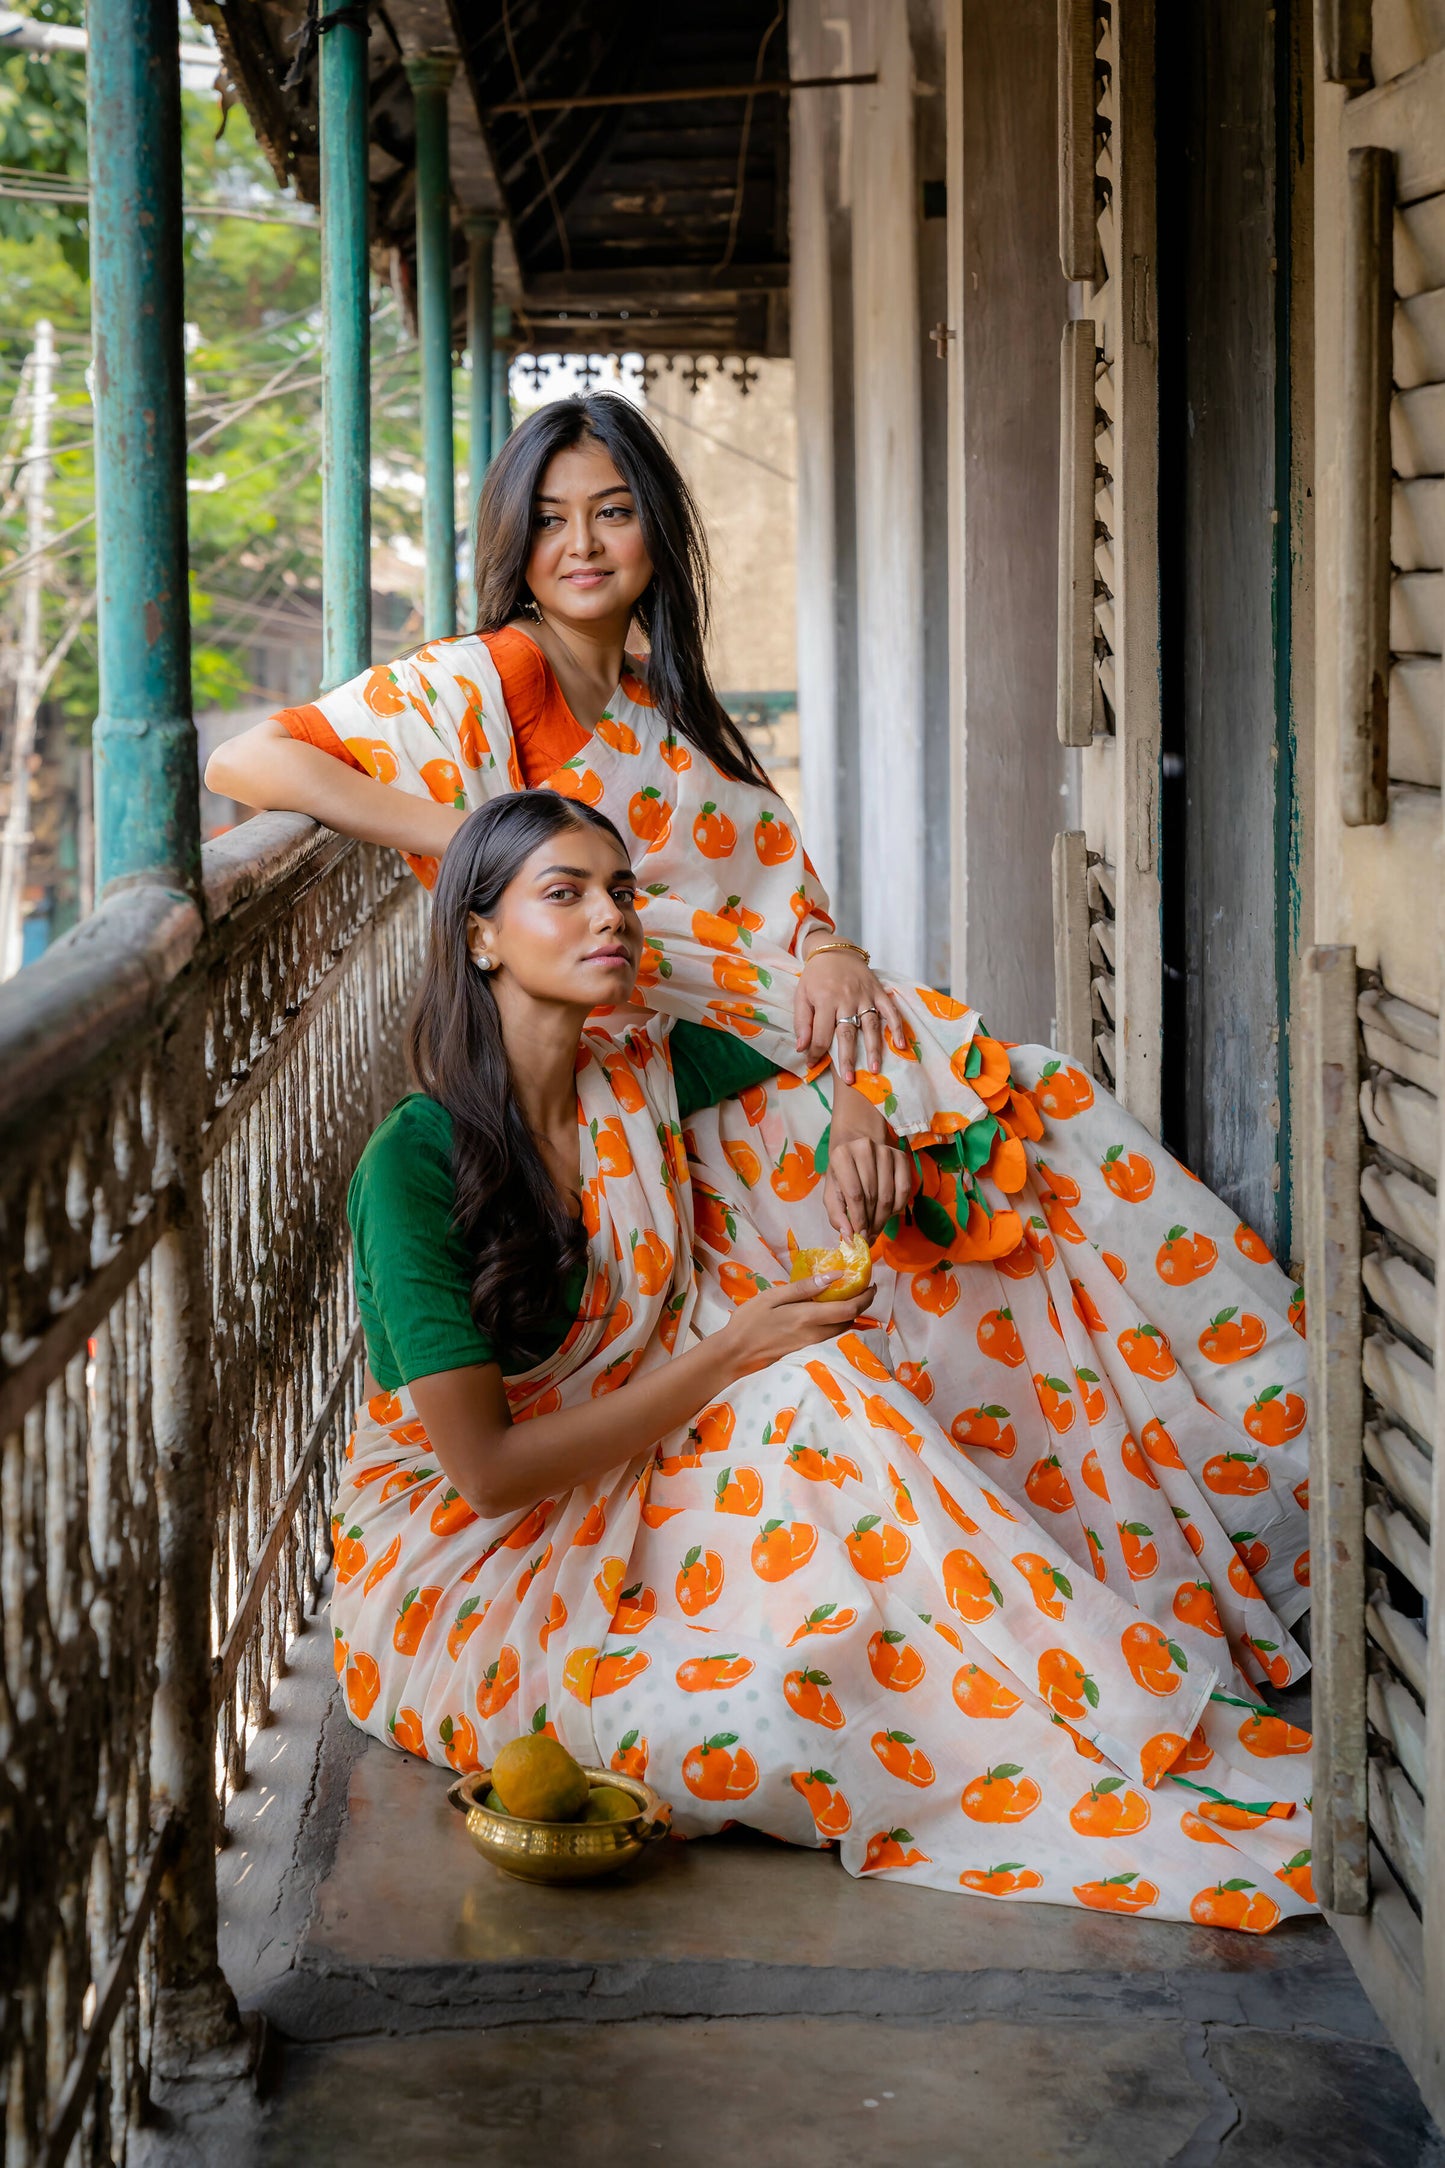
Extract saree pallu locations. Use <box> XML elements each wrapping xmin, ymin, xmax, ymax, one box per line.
<box><xmin>331</xmin><ymin>1029</ymin><xmax>1315</xmax><ymax>1931</ymax></box>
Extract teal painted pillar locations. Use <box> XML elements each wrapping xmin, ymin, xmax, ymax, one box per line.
<box><xmin>465</xmin><ymin>214</ymin><xmax>495</xmax><ymax>523</ymax></box>
<box><xmin>320</xmin><ymin>12</ymin><xmax>372</xmax><ymax>687</ymax></box>
<box><xmin>490</xmin><ymin>324</ymin><xmax>511</xmax><ymax>457</ymax></box>
<box><xmin>405</xmin><ymin>54</ymin><xmax>457</xmax><ymax>638</ymax></box>
<box><xmin>88</xmin><ymin>0</ymin><xmax>198</xmax><ymax>897</ymax></box>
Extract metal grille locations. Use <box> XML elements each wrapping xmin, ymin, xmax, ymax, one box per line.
<box><xmin>0</xmin><ymin>823</ymin><xmax>427</xmax><ymax>2167</ymax></box>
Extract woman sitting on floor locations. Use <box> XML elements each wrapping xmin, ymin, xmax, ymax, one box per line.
<box><xmin>333</xmin><ymin>788</ymin><xmax>1314</xmax><ymax>1931</ymax></box>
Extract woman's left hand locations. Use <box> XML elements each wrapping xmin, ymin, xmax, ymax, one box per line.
<box><xmin>795</xmin><ymin>947</ymin><xmax>907</xmax><ymax>1083</ymax></box>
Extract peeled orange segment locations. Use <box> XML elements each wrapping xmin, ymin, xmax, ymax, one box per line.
<box><xmin>790</xmin><ymin>1232</ymin><xmax>873</xmax><ymax>1301</ymax></box>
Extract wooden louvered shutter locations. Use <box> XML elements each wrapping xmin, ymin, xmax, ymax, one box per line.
<box><xmin>1051</xmin><ymin>0</ymin><xmax>1162</xmax><ymax>1134</ymax></box>
<box><xmin>1307</xmin><ymin>0</ymin><xmax>1445</xmax><ymax>2121</ymax></box>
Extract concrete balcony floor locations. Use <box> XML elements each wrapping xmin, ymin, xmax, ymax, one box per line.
<box><xmin>139</xmin><ymin>1615</ymin><xmax>1443</xmax><ymax>2168</ymax></box>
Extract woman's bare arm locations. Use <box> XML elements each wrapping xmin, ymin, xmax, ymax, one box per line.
<box><xmin>205</xmin><ymin>714</ymin><xmax>463</xmax><ymax>859</ymax></box>
<box><xmin>408</xmin><ymin>1274</ymin><xmax>874</xmax><ymax>1519</ymax></box>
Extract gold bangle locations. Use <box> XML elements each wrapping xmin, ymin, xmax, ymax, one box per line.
<box><xmin>807</xmin><ymin>938</ymin><xmax>871</xmax><ymax>963</ymax></box>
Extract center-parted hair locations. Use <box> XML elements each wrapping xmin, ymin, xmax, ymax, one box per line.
<box><xmin>407</xmin><ymin>790</ymin><xmax>631</xmax><ymax>1365</ymax></box>
<box><xmin>472</xmin><ymin>391</ymin><xmax>769</xmax><ymax>789</ymax></box>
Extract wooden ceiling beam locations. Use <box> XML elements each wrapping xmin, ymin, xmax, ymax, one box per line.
<box><xmin>487</xmin><ymin>71</ymin><xmax>875</xmax><ymax>114</ymax></box>
<box><xmin>521</xmin><ymin>262</ymin><xmax>789</xmax><ymax>302</ymax></box>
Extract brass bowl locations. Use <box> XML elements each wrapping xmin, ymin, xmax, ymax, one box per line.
<box><xmin>447</xmin><ymin>1765</ymin><xmax>671</xmax><ymax>1884</ymax></box>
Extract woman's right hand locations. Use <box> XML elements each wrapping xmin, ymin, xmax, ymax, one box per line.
<box><xmin>718</xmin><ymin>1273</ymin><xmax>876</xmax><ymax>1380</ymax></box>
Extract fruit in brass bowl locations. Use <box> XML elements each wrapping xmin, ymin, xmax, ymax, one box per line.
<box><xmin>581</xmin><ymin>1784</ymin><xmax>639</xmax><ymax>1823</ymax></box>
<box><xmin>790</xmin><ymin>1231</ymin><xmax>872</xmax><ymax>1301</ymax></box>
<box><xmin>450</xmin><ymin>1763</ymin><xmax>668</xmax><ymax>1883</ymax></box>
<box><xmin>490</xmin><ymin>1735</ymin><xmax>591</xmax><ymax>1822</ymax></box>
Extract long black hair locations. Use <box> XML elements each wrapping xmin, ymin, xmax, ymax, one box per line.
<box><xmin>407</xmin><ymin>789</ymin><xmax>630</xmax><ymax>1365</ymax></box>
<box><xmin>473</xmin><ymin>391</ymin><xmax>769</xmax><ymax>789</ymax></box>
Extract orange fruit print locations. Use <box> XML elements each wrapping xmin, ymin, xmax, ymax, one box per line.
<box><xmin>754</xmin><ymin>808</ymin><xmax>796</xmax><ymax>865</ymax></box>
<box><xmin>676</xmin><ymin>1545</ymin><xmax>725</xmax><ymax>1615</ymax></box>
<box><xmin>960</xmin><ymin>1864</ymin><xmax>1043</xmax><ymax>1895</ymax></box>
<box><xmin>961</xmin><ymin>1766</ymin><xmax>1041</xmax><ymax>1823</ymax></box>
<box><xmin>715</xmin><ymin>1466</ymin><xmax>764</xmax><ymax>1516</ymax></box>
<box><xmin>1117</xmin><ymin>1325</ymin><xmax>1177</xmax><ymax>1381</ymax></box>
<box><xmin>677</xmin><ymin>1653</ymin><xmax>753</xmax><ymax>1693</ymax></box>
<box><xmin>943</xmin><ymin>1548</ymin><xmax>1002</xmax><ymax>1622</ymax></box>
<box><xmin>1190</xmin><ymin>1880</ymin><xmax>1281</xmax><ymax>1933</ymax></box>
<box><xmin>1156</xmin><ymin>1226</ymin><xmax>1218</xmax><ymax>1284</ymax></box>
<box><xmin>1069</xmin><ymin>1778</ymin><xmax>1150</xmax><ymax>1837</ymax></box>
<box><xmin>1121</xmin><ymin>1622</ymin><xmax>1188</xmax><ymax>1696</ymax></box>
<box><xmin>1025</xmin><ymin>1453</ymin><xmax>1074</xmax><ymax>1512</ymax></box>
<box><xmin>953</xmin><ymin>1663</ymin><xmax>1022</xmax><ymax>1719</ymax></box>
<box><xmin>951</xmin><ymin>1405</ymin><xmax>1018</xmax><ymax>1456</ymax></box>
<box><xmin>1037</xmin><ymin>1648</ymin><xmax>1096</xmax><ymax>1720</ymax></box>
<box><xmin>871</xmin><ymin>1730</ymin><xmax>936</xmax><ymax>1787</ymax></box>
<box><xmin>1074</xmin><ymin>1873</ymin><xmax>1159</xmax><ymax>1914</ymax></box>
<box><xmin>846</xmin><ymin>1515</ymin><xmax>911</xmax><ymax>1580</ymax></box>
<box><xmin>862</xmin><ymin>1828</ymin><xmax>930</xmax><ymax>1872</ymax></box>
<box><xmin>611</xmin><ymin>1730</ymin><xmax>649</xmax><ymax>1780</ymax></box>
<box><xmin>870</xmin><ymin>1629</ymin><xmax>926</xmax><ymax>1692</ymax></box>
<box><xmin>1032</xmin><ymin>1376</ymin><xmax>1076</xmax><ymax>1436</ymax></box>
<box><xmin>1243</xmin><ymin>1384</ymin><xmax>1306</xmax><ymax>1445</ymax></box>
<box><xmin>1013</xmin><ymin>1553</ymin><xmax>1072</xmax><ymax>1619</ymax></box>
<box><xmin>1199</xmin><ymin>1307</ymin><xmax>1267</xmax><ymax>1364</ymax></box>
<box><xmin>1100</xmin><ymin>1145</ymin><xmax>1155</xmax><ymax>1202</ymax></box>
<box><xmin>785</xmin><ymin>1667</ymin><xmax>846</xmax><ymax>1728</ymax></box>
<box><xmin>751</xmin><ymin>1519</ymin><xmax>818</xmax><ymax>1579</ymax></box>
<box><xmin>1031</xmin><ymin>1060</ymin><xmax>1094</xmax><ymax>1121</ymax></box>
<box><xmin>683</xmin><ymin>1734</ymin><xmax>760</xmax><ymax>1801</ymax></box>
<box><xmin>977</xmin><ymin>1307</ymin><xmax>1025</xmax><ymax>1366</ymax></box>
<box><xmin>792</xmin><ymin>1770</ymin><xmax>852</xmax><ymax>1836</ymax></box>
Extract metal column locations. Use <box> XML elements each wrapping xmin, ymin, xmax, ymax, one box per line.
<box><xmin>319</xmin><ymin>11</ymin><xmax>372</xmax><ymax>687</ymax></box>
<box><xmin>405</xmin><ymin>54</ymin><xmax>457</xmax><ymax>638</ymax></box>
<box><xmin>491</xmin><ymin>313</ymin><xmax>512</xmax><ymax>453</ymax></box>
<box><xmin>465</xmin><ymin>214</ymin><xmax>496</xmax><ymax>520</ymax></box>
<box><xmin>88</xmin><ymin>0</ymin><xmax>199</xmax><ymax>897</ymax></box>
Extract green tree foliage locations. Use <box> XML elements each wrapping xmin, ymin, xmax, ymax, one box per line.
<box><xmin>0</xmin><ymin>2</ymin><xmax>444</xmax><ymax>739</ymax></box>
<box><xmin>0</xmin><ymin>0</ymin><xmax>89</xmax><ymax>275</ymax></box>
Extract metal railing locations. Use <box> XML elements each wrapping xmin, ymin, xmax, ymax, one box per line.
<box><xmin>0</xmin><ymin>816</ymin><xmax>426</xmax><ymax>2166</ymax></box>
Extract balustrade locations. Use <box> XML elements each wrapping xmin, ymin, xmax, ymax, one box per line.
<box><xmin>0</xmin><ymin>818</ymin><xmax>426</xmax><ymax>2166</ymax></box>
